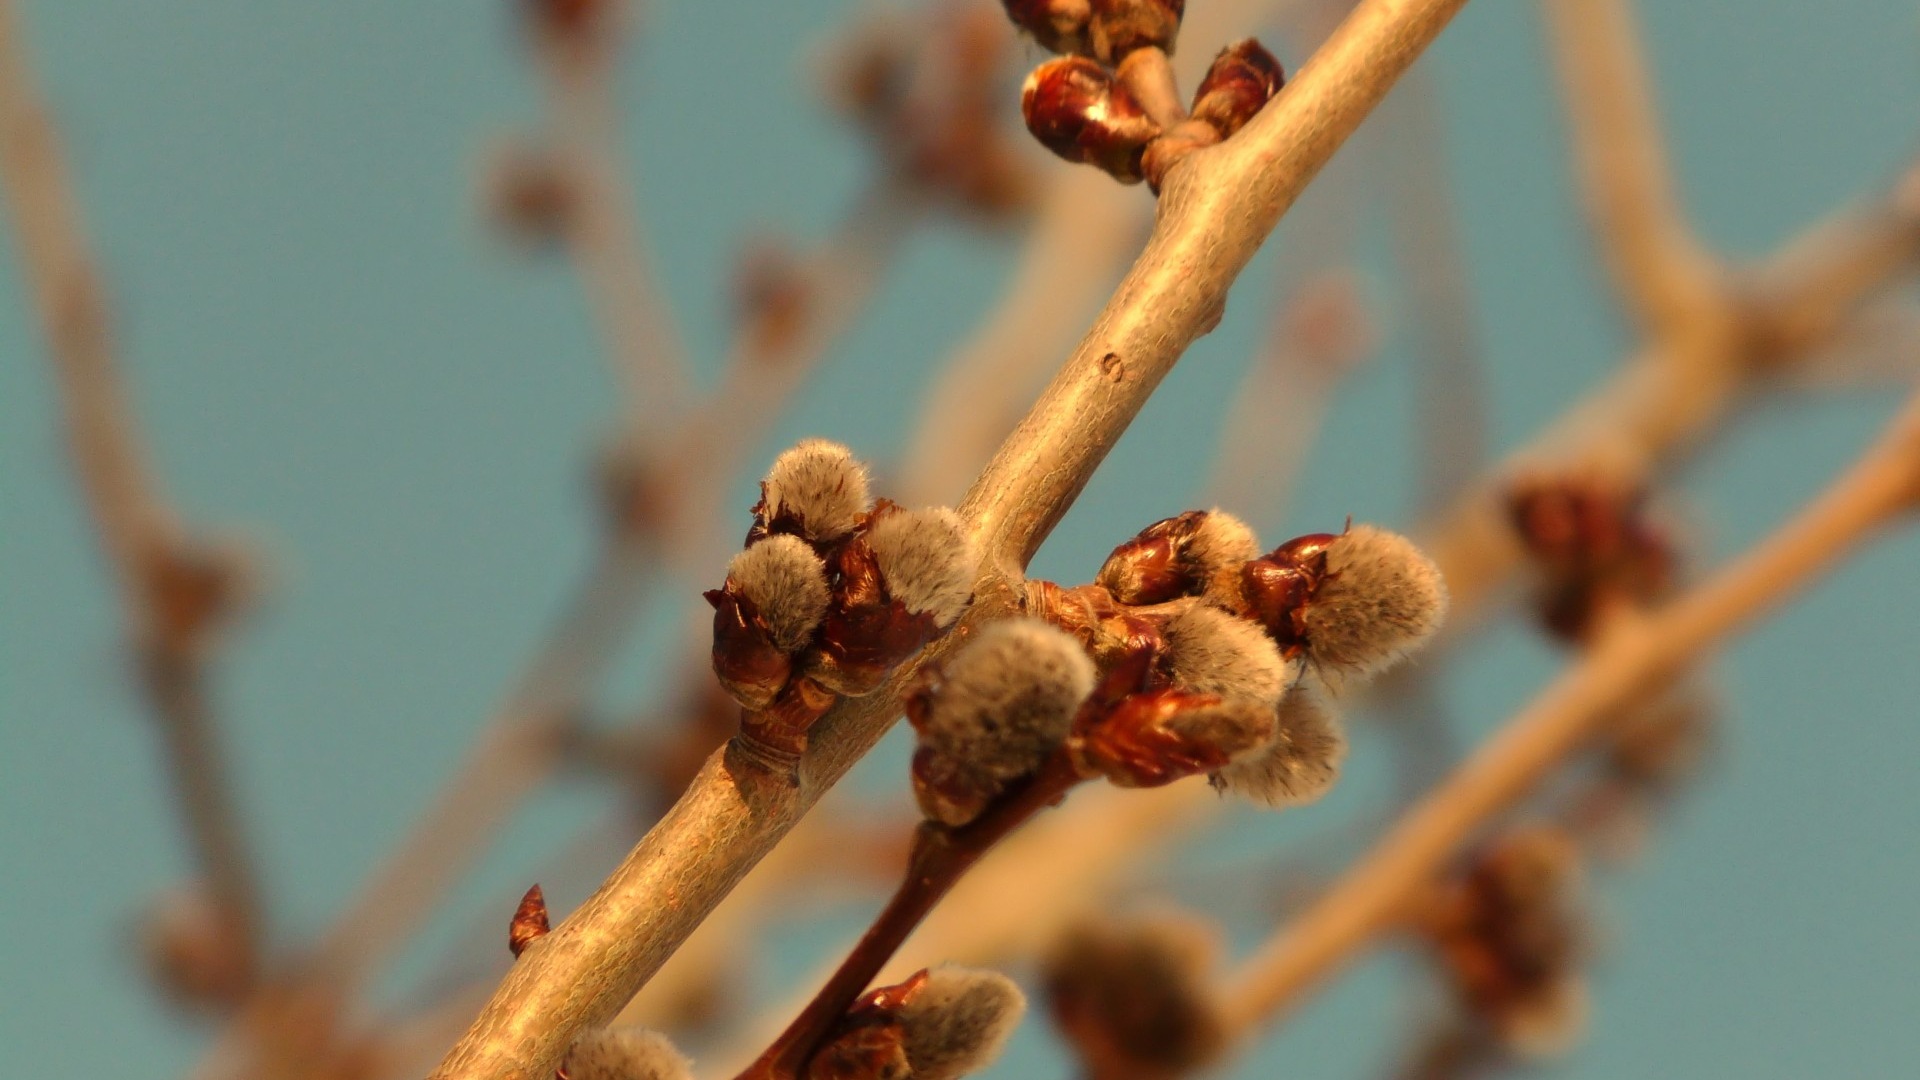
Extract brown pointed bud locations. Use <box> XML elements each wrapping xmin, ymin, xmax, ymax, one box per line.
<box><xmin>560</xmin><ymin>1025</ymin><xmax>694</xmax><ymax>1080</ymax></box>
<box><xmin>509</xmin><ymin>884</ymin><xmax>550</xmax><ymax>958</ymax></box>
<box><xmin>1043</xmin><ymin>912</ymin><xmax>1226</xmax><ymax>1077</ymax></box>
<box><xmin>1002</xmin><ymin>0</ymin><xmax>1092</xmax><ymax>56</ymax></box>
<box><xmin>1022</xmin><ymin>57</ymin><xmax>1162</xmax><ymax>184</ymax></box>
<box><xmin>735</xmin><ymin>239</ymin><xmax>814</xmax><ymax>363</ymax></box>
<box><xmin>1210</xmin><ymin>686</ymin><xmax>1347</xmax><ymax>807</ymax></box>
<box><xmin>1088</xmin><ymin>0</ymin><xmax>1184</xmax><ymax>63</ymax></box>
<box><xmin>908</xmin><ymin>619</ymin><xmax>1094</xmax><ymax>825</ymax></box>
<box><xmin>753</xmin><ymin>439</ymin><xmax>873</xmax><ymax>544</ymax></box>
<box><xmin>522</xmin><ymin>0</ymin><xmax>625</xmax><ymax>49</ymax></box>
<box><xmin>1190</xmin><ymin>39</ymin><xmax>1285</xmax><ymax>139</ymax></box>
<box><xmin>139</xmin><ymin>886</ymin><xmax>252</xmax><ymax>1009</ymax></box>
<box><xmin>140</xmin><ymin>535</ymin><xmax>257</xmax><ymax>654</ymax></box>
<box><xmin>707</xmin><ymin>535</ymin><xmax>831</xmax><ymax>709</ymax></box>
<box><xmin>478</xmin><ymin>138</ymin><xmax>575</xmax><ymax>249</ymax></box>
<box><xmin>1070</xmin><ymin>655</ymin><xmax>1275</xmax><ymax>788</ymax></box>
<box><xmin>1096</xmin><ymin>509</ymin><xmax>1258</xmax><ymax>605</ymax></box>
<box><xmin>1159</xmin><ymin>603</ymin><xmax>1295</xmax><ymax>707</ymax></box>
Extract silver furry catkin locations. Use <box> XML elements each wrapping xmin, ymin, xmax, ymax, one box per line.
<box><xmin>1161</xmin><ymin>603</ymin><xmax>1295</xmax><ymax>707</ymax></box>
<box><xmin>761</xmin><ymin>438</ymin><xmax>871</xmax><ymax>541</ymax></box>
<box><xmin>1184</xmin><ymin>509</ymin><xmax>1260</xmax><ymax>599</ymax></box>
<box><xmin>1303</xmin><ymin>524</ymin><xmax>1448</xmax><ymax>678</ymax></box>
<box><xmin>909</xmin><ymin>618</ymin><xmax>1095</xmax><ymax>825</ymax></box>
<box><xmin>723</xmin><ymin>535</ymin><xmax>830</xmax><ymax>652</ymax></box>
<box><xmin>560</xmin><ymin>1026</ymin><xmax>693</xmax><ymax>1080</ymax></box>
<box><xmin>1210</xmin><ymin>687</ymin><xmax>1347</xmax><ymax>807</ymax></box>
<box><xmin>897</xmin><ymin>967</ymin><xmax>1028</xmax><ymax>1080</ymax></box>
<box><xmin>866</xmin><ymin>507</ymin><xmax>979</xmax><ymax>627</ymax></box>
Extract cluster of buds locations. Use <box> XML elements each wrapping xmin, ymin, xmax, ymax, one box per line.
<box><xmin>707</xmin><ymin>441</ymin><xmax>977</xmax><ymax>755</ymax></box>
<box><xmin>823</xmin><ymin>7</ymin><xmax>1036</xmax><ymax>219</ymax></box>
<box><xmin>1006</xmin><ymin>0</ymin><xmax>1285</xmax><ymax>191</ymax></box>
<box><xmin>1042</xmin><ymin>910</ymin><xmax>1229</xmax><ymax>1079</ymax></box>
<box><xmin>1415</xmin><ymin>825</ymin><xmax>1591</xmax><ymax>1059</ymax></box>
<box><xmin>1506</xmin><ymin>472</ymin><xmax>1677</xmax><ymax>643</ymax></box>
<box><xmin>805</xmin><ymin>967</ymin><xmax>1027</xmax><ymax>1080</ymax></box>
<box><xmin>1022</xmin><ymin>509</ymin><xmax>1447</xmax><ymax>806</ymax></box>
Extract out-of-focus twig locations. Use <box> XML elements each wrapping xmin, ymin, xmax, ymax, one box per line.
<box><xmin>1218</xmin><ymin>388</ymin><xmax>1920</xmax><ymax>1040</ymax></box>
<box><xmin>1543</xmin><ymin>0</ymin><xmax>1724</xmax><ymax>337</ymax></box>
<box><xmin>0</xmin><ymin>0</ymin><xmax>264</xmax><ymax>993</ymax></box>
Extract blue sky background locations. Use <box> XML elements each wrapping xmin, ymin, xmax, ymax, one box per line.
<box><xmin>4</xmin><ymin>1</ymin><xmax>1919</xmax><ymax>1077</ymax></box>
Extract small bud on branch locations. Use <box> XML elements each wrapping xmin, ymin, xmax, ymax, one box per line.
<box><xmin>509</xmin><ymin>884</ymin><xmax>551</xmax><ymax>959</ymax></box>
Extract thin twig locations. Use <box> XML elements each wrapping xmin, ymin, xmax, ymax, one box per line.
<box><xmin>428</xmin><ymin>3</ymin><xmax>1471</xmax><ymax>1075</ymax></box>
<box><xmin>0</xmin><ymin>0</ymin><xmax>263</xmax><ymax>984</ymax></box>
<box><xmin>1218</xmin><ymin>389</ymin><xmax>1920</xmax><ymax>1039</ymax></box>
<box><xmin>1542</xmin><ymin>0</ymin><xmax>1724</xmax><ymax>336</ymax></box>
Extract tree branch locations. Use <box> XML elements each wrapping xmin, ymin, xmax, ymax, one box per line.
<box><xmin>1218</xmin><ymin>388</ymin><xmax>1920</xmax><ymax>1040</ymax></box>
<box><xmin>427</xmin><ymin>2</ymin><xmax>1471</xmax><ymax>1076</ymax></box>
<box><xmin>1542</xmin><ymin>0</ymin><xmax>1724</xmax><ymax>335</ymax></box>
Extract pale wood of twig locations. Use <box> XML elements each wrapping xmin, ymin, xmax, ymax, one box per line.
<box><xmin>1218</xmin><ymin>389</ymin><xmax>1920</xmax><ymax>1040</ymax></box>
<box><xmin>1543</xmin><ymin>0</ymin><xmax>1725</xmax><ymax>336</ymax></box>
<box><xmin>427</xmin><ymin>3</ymin><xmax>1472</xmax><ymax>1075</ymax></box>
<box><xmin>0</xmin><ymin>0</ymin><xmax>262</xmax><ymax>979</ymax></box>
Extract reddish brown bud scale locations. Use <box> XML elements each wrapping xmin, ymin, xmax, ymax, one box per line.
<box><xmin>1071</xmin><ymin>686</ymin><xmax>1272</xmax><ymax>787</ymax></box>
<box><xmin>706</xmin><ymin>586</ymin><xmax>795</xmax><ymax>710</ymax></box>
<box><xmin>806</xmin><ymin>535</ymin><xmax>943</xmax><ymax>697</ymax></box>
<box><xmin>1096</xmin><ymin>510</ymin><xmax>1206</xmax><ymax>604</ymax></box>
<box><xmin>1021</xmin><ymin>57</ymin><xmax>1161</xmax><ymax>184</ymax></box>
<box><xmin>1190</xmin><ymin>39</ymin><xmax>1285</xmax><ymax>139</ymax></box>
<box><xmin>509</xmin><ymin>884</ymin><xmax>550</xmax><ymax>958</ymax></box>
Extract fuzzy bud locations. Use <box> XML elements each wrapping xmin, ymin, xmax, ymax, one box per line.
<box><xmin>1159</xmin><ymin>603</ymin><xmax>1294</xmax><ymax>707</ymax></box>
<box><xmin>1022</xmin><ymin>57</ymin><xmax>1162</xmax><ymax>184</ymax></box>
<box><xmin>1210</xmin><ymin>686</ymin><xmax>1346</xmax><ymax>807</ymax></box>
<box><xmin>908</xmin><ymin>619</ymin><xmax>1095</xmax><ymax>825</ymax></box>
<box><xmin>706</xmin><ymin>535</ymin><xmax>832</xmax><ymax>709</ymax></box>
<box><xmin>1302</xmin><ymin>525</ymin><xmax>1446</xmax><ymax>677</ymax></box>
<box><xmin>807</xmin><ymin>506</ymin><xmax>975</xmax><ymax>697</ymax></box>
<box><xmin>1072</xmin><ymin>683</ymin><xmax>1275</xmax><ymax>788</ymax></box>
<box><xmin>1506</xmin><ymin>473</ymin><xmax>1675</xmax><ymax>642</ymax></box>
<box><xmin>1427</xmin><ymin>826</ymin><xmax>1589</xmax><ymax>1058</ymax></box>
<box><xmin>1097</xmin><ymin>510</ymin><xmax>1258</xmax><ymax>606</ymax></box>
<box><xmin>756</xmin><ymin>439</ymin><xmax>872</xmax><ymax>544</ymax></box>
<box><xmin>560</xmin><ymin>1026</ymin><xmax>693</xmax><ymax>1080</ymax></box>
<box><xmin>1043</xmin><ymin>912</ymin><xmax>1226</xmax><ymax>1076</ymax></box>
<box><xmin>896</xmin><ymin>967</ymin><xmax>1028</xmax><ymax>1080</ymax></box>
<box><xmin>866</xmin><ymin>507</ymin><xmax>978</xmax><ymax>628</ymax></box>
<box><xmin>1088</xmin><ymin>0</ymin><xmax>1184</xmax><ymax>63</ymax></box>
<box><xmin>1003</xmin><ymin>0</ymin><xmax>1092</xmax><ymax>56</ymax></box>
<box><xmin>1190</xmin><ymin>39</ymin><xmax>1285</xmax><ymax>139</ymax></box>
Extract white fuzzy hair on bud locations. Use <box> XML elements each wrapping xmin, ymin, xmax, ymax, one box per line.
<box><xmin>762</xmin><ymin>438</ymin><xmax>871</xmax><ymax>541</ymax></box>
<box><xmin>725</xmin><ymin>534</ymin><xmax>830</xmax><ymax>652</ymax></box>
<box><xmin>898</xmin><ymin>966</ymin><xmax>1028</xmax><ymax>1080</ymax></box>
<box><xmin>560</xmin><ymin>1026</ymin><xmax>693</xmax><ymax>1080</ymax></box>
<box><xmin>1304</xmin><ymin>524</ymin><xmax>1448</xmax><ymax>678</ymax></box>
<box><xmin>1161</xmin><ymin>603</ymin><xmax>1294</xmax><ymax>707</ymax></box>
<box><xmin>867</xmin><ymin>507</ymin><xmax>978</xmax><ymax>627</ymax></box>
<box><xmin>1187</xmin><ymin>509</ymin><xmax>1259</xmax><ymax>597</ymax></box>
<box><xmin>914</xmin><ymin>618</ymin><xmax>1094</xmax><ymax>825</ymax></box>
<box><xmin>1211</xmin><ymin>687</ymin><xmax>1347</xmax><ymax>807</ymax></box>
